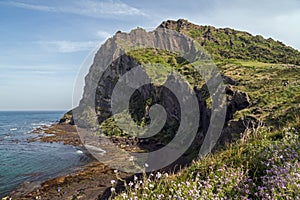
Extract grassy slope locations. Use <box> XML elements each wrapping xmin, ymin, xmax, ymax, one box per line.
<box><xmin>219</xmin><ymin>60</ymin><xmax>299</xmax><ymax>127</ymax></box>
<box><xmin>168</xmin><ymin>19</ymin><xmax>300</xmax><ymax>65</ymax></box>
<box><xmin>112</xmin><ymin>59</ymin><xmax>299</xmax><ymax>199</ymax></box>
<box><xmin>108</xmin><ymin>21</ymin><xmax>300</xmax><ymax>199</ymax></box>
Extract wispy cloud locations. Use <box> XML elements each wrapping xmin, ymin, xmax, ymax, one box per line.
<box><xmin>37</xmin><ymin>40</ymin><xmax>99</xmax><ymax>53</ymax></box>
<box><xmin>96</xmin><ymin>30</ymin><xmax>111</xmax><ymax>39</ymax></box>
<box><xmin>3</xmin><ymin>1</ymin><xmax>57</xmax><ymax>12</ymax></box>
<box><xmin>2</xmin><ymin>0</ymin><xmax>146</xmax><ymax>17</ymax></box>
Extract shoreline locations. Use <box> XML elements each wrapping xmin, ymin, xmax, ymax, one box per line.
<box><xmin>6</xmin><ymin>124</ymin><xmax>130</xmax><ymax>200</ymax></box>
<box><xmin>6</xmin><ymin>122</ymin><xmax>193</xmax><ymax>199</ymax></box>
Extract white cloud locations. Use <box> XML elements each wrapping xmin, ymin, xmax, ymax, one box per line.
<box><xmin>37</xmin><ymin>40</ymin><xmax>99</xmax><ymax>53</ymax></box>
<box><xmin>2</xmin><ymin>0</ymin><xmax>146</xmax><ymax>17</ymax></box>
<box><xmin>70</xmin><ymin>0</ymin><xmax>146</xmax><ymax>17</ymax></box>
<box><xmin>96</xmin><ymin>30</ymin><xmax>111</xmax><ymax>39</ymax></box>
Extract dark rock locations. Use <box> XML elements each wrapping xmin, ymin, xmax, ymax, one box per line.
<box><xmin>217</xmin><ymin>116</ymin><xmax>258</xmax><ymax>147</ymax></box>
<box><xmin>282</xmin><ymin>80</ymin><xmax>289</xmax><ymax>86</ymax></box>
<box><xmin>222</xmin><ymin>75</ymin><xmax>238</xmax><ymax>85</ymax></box>
<box><xmin>59</xmin><ymin>110</ymin><xmax>74</xmax><ymax>125</ymax></box>
<box><xmin>226</xmin><ymin>88</ymin><xmax>250</xmax><ymax>120</ymax></box>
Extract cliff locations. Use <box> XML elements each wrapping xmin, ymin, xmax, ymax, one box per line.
<box><xmin>60</xmin><ymin>19</ymin><xmax>299</xmax><ymax>152</ymax></box>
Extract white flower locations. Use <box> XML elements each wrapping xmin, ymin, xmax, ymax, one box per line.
<box><xmin>134</xmin><ymin>175</ymin><xmax>138</xmax><ymax>181</ymax></box>
<box><xmin>156</xmin><ymin>172</ymin><xmax>162</xmax><ymax>179</ymax></box>
<box><xmin>144</xmin><ymin>163</ymin><xmax>149</xmax><ymax>168</ymax></box>
<box><xmin>129</xmin><ymin>156</ymin><xmax>134</xmax><ymax>162</ymax></box>
<box><xmin>149</xmin><ymin>184</ymin><xmax>154</xmax><ymax>188</ymax></box>
<box><xmin>121</xmin><ymin>193</ymin><xmax>128</xmax><ymax>199</ymax></box>
<box><xmin>110</xmin><ymin>187</ymin><xmax>115</xmax><ymax>192</ymax></box>
<box><xmin>111</xmin><ymin>180</ymin><xmax>116</xmax><ymax>185</ymax></box>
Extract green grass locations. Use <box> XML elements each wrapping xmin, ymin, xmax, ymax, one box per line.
<box><xmin>113</xmin><ymin>120</ymin><xmax>300</xmax><ymax>199</ymax></box>
<box><xmin>178</xmin><ymin>24</ymin><xmax>300</xmax><ymax>65</ymax></box>
<box><xmin>108</xmin><ymin>57</ymin><xmax>300</xmax><ymax>199</ymax></box>
<box><xmin>217</xmin><ymin>61</ymin><xmax>300</xmax><ymax>128</ymax></box>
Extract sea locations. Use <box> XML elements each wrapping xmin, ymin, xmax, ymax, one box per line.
<box><xmin>0</xmin><ymin>111</ymin><xmax>91</xmax><ymax>198</ymax></box>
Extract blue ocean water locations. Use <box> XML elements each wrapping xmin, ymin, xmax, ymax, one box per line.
<box><xmin>0</xmin><ymin>111</ymin><xmax>90</xmax><ymax>198</ymax></box>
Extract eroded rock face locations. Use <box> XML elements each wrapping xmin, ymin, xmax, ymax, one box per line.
<box><xmin>226</xmin><ymin>86</ymin><xmax>250</xmax><ymax>121</ymax></box>
<box><xmin>94</xmin><ymin>52</ymin><xmax>206</xmax><ymax>146</ymax></box>
<box><xmin>60</xmin><ymin>26</ymin><xmax>252</xmax><ymax>156</ymax></box>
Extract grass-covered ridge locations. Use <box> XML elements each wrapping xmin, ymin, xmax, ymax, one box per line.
<box><xmin>160</xmin><ymin>19</ymin><xmax>300</xmax><ymax>65</ymax></box>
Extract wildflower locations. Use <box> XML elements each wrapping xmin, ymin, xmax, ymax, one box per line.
<box><xmin>156</xmin><ymin>172</ymin><xmax>162</xmax><ymax>179</ymax></box>
<box><xmin>129</xmin><ymin>156</ymin><xmax>134</xmax><ymax>162</ymax></box>
<box><xmin>111</xmin><ymin>180</ymin><xmax>116</xmax><ymax>185</ymax></box>
<box><xmin>128</xmin><ymin>181</ymin><xmax>134</xmax><ymax>187</ymax></box>
<box><xmin>121</xmin><ymin>193</ymin><xmax>128</xmax><ymax>199</ymax></box>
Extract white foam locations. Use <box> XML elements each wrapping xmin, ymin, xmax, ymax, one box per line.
<box><xmin>76</xmin><ymin>150</ymin><xmax>84</xmax><ymax>154</ymax></box>
<box><xmin>85</xmin><ymin>144</ymin><xmax>106</xmax><ymax>155</ymax></box>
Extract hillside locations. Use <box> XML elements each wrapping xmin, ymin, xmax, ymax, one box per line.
<box><xmin>56</xmin><ymin>19</ymin><xmax>300</xmax><ymax>199</ymax></box>
<box><xmin>110</xmin><ymin>20</ymin><xmax>299</xmax><ymax>199</ymax></box>
<box><xmin>160</xmin><ymin>19</ymin><xmax>300</xmax><ymax>65</ymax></box>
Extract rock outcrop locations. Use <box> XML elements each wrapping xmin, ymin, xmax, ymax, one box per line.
<box><xmin>59</xmin><ymin>110</ymin><xmax>74</xmax><ymax>125</ymax></box>
<box><xmin>60</xmin><ymin>20</ymin><xmax>253</xmax><ymax>157</ymax></box>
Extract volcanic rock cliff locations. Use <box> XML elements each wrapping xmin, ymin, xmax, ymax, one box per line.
<box><xmin>59</xmin><ymin>19</ymin><xmax>300</xmax><ymax>156</ymax></box>
<box><xmin>59</xmin><ymin>21</ymin><xmax>255</xmax><ymax>160</ymax></box>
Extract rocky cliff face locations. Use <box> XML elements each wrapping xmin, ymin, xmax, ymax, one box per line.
<box><xmin>60</xmin><ymin>20</ymin><xmax>257</xmax><ymax>157</ymax></box>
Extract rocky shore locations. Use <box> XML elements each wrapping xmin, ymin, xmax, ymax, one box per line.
<box><xmin>9</xmin><ymin>161</ymin><xmax>129</xmax><ymax>200</ymax></box>
<box><xmin>29</xmin><ymin>124</ymin><xmax>82</xmax><ymax>146</ymax></box>
<box><xmin>7</xmin><ymin>119</ymin><xmax>198</xmax><ymax>200</ymax></box>
<box><xmin>6</xmin><ymin>124</ymin><xmax>131</xmax><ymax>200</ymax></box>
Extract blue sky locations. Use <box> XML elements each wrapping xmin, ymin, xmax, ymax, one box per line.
<box><xmin>0</xmin><ymin>0</ymin><xmax>299</xmax><ymax>110</ymax></box>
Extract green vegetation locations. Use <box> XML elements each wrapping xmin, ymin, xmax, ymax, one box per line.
<box><xmin>100</xmin><ymin>48</ymin><xmax>205</xmax><ymax>140</ymax></box>
<box><xmin>184</xmin><ymin>26</ymin><xmax>300</xmax><ymax>65</ymax></box>
<box><xmin>108</xmin><ymin>20</ymin><xmax>300</xmax><ymax>199</ymax></box>
<box><xmin>113</xmin><ymin>121</ymin><xmax>299</xmax><ymax>199</ymax></box>
<box><xmin>110</xmin><ymin>58</ymin><xmax>299</xmax><ymax>199</ymax></box>
<box><xmin>217</xmin><ymin>60</ymin><xmax>299</xmax><ymax>127</ymax></box>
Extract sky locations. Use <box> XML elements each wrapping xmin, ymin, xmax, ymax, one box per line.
<box><xmin>0</xmin><ymin>0</ymin><xmax>299</xmax><ymax>111</ymax></box>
